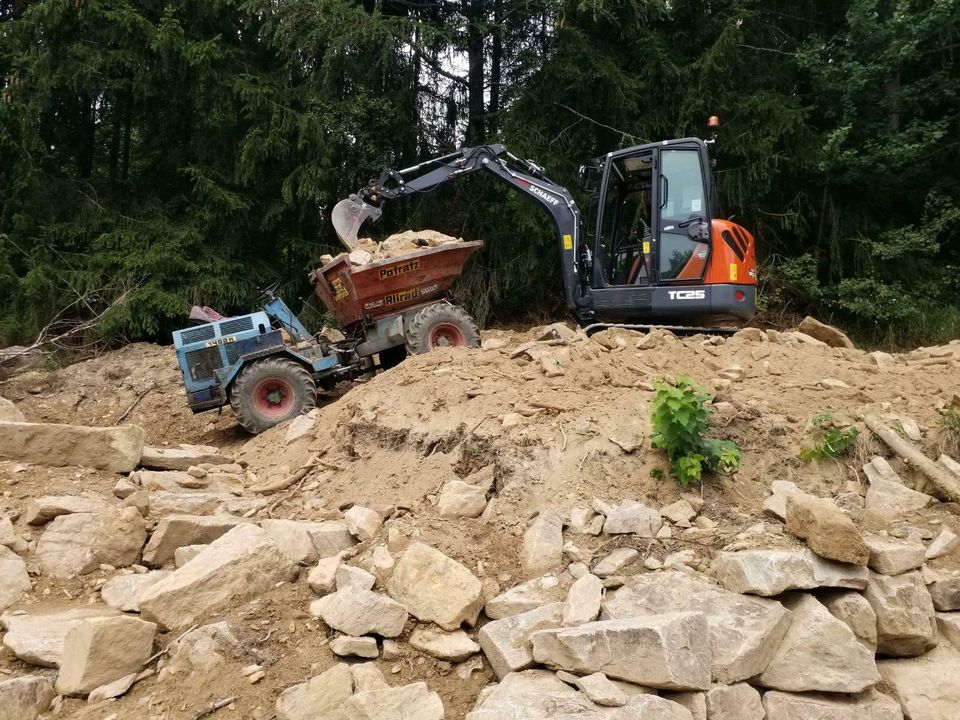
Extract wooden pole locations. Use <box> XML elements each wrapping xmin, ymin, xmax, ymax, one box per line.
<box><xmin>864</xmin><ymin>415</ymin><xmax>960</xmax><ymax>503</ymax></box>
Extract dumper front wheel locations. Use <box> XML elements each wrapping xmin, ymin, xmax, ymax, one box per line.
<box><xmin>406</xmin><ymin>303</ymin><xmax>480</xmax><ymax>355</ymax></box>
<box><xmin>230</xmin><ymin>357</ymin><xmax>316</xmax><ymax>434</ymax></box>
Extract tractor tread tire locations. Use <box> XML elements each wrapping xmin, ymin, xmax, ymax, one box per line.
<box><xmin>230</xmin><ymin>356</ymin><xmax>316</xmax><ymax>434</ymax></box>
<box><xmin>405</xmin><ymin>303</ymin><xmax>480</xmax><ymax>355</ymax></box>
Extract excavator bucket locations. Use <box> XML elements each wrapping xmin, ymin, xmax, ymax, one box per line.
<box><xmin>331</xmin><ymin>195</ymin><xmax>382</xmax><ymax>250</ymax></box>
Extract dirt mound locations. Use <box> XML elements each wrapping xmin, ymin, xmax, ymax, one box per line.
<box><xmin>1</xmin><ymin>327</ymin><xmax>960</xmax><ymax>719</ymax></box>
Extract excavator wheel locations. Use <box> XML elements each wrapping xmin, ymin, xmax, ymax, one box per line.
<box><xmin>230</xmin><ymin>356</ymin><xmax>316</xmax><ymax>434</ymax></box>
<box><xmin>406</xmin><ymin>303</ymin><xmax>480</xmax><ymax>355</ymax></box>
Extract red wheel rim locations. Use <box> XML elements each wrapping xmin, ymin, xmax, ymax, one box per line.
<box><xmin>251</xmin><ymin>377</ymin><xmax>295</xmax><ymax>418</ymax></box>
<box><xmin>428</xmin><ymin>322</ymin><xmax>465</xmax><ymax>348</ymax></box>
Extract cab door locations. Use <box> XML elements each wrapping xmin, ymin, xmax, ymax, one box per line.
<box><xmin>654</xmin><ymin>146</ymin><xmax>712</xmax><ymax>284</ymax></box>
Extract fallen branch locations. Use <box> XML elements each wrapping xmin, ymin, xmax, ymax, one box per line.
<box><xmin>250</xmin><ymin>453</ymin><xmax>321</xmax><ymax>495</ymax></box>
<box><xmin>114</xmin><ymin>384</ymin><xmax>156</xmax><ymax>425</ymax></box>
<box><xmin>144</xmin><ymin>624</ymin><xmax>199</xmax><ymax>667</ymax></box>
<box><xmin>192</xmin><ymin>696</ymin><xmax>237</xmax><ymax>720</ymax></box>
<box><xmin>864</xmin><ymin>414</ymin><xmax>960</xmax><ymax>502</ymax></box>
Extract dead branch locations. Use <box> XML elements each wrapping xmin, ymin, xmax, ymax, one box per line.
<box><xmin>114</xmin><ymin>384</ymin><xmax>156</xmax><ymax>425</ymax></box>
<box><xmin>250</xmin><ymin>453</ymin><xmax>321</xmax><ymax>495</ymax></box>
<box><xmin>864</xmin><ymin>414</ymin><xmax>960</xmax><ymax>502</ymax></box>
<box><xmin>191</xmin><ymin>696</ymin><xmax>237</xmax><ymax>720</ymax></box>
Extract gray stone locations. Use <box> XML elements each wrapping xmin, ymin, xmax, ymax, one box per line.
<box><xmin>710</xmin><ymin>547</ymin><xmax>867</xmax><ymax>596</ymax></box>
<box><xmin>24</xmin><ymin>495</ymin><xmax>106</xmax><ymax>525</ymax></box>
<box><xmin>0</xmin><ymin>546</ymin><xmax>30</xmax><ymax>611</ymax></box>
<box><xmin>336</xmin><ymin>564</ymin><xmax>376</xmax><ymax>591</ymax></box>
<box><xmin>35</xmin><ymin>508</ymin><xmax>147</xmax><ymax>578</ymax></box>
<box><xmin>86</xmin><ymin>672</ymin><xmax>137</xmax><ymax>702</ymax></box>
<box><xmin>387</xmin><ymin>541</ymin><xmax>483</xmax><ymax>630</ymax></box>
<box><xmin>161</xmin><ymin>622</ymin><xmax>240</xmax><ymax>677</ymax></box>
<box><xmin>660</xmin><ymin>500</ymin><xmax>696</xmax><ymax>527</ymax></box>
<box><xmin>664</xmin><ymin>692</ymin><xmax>705</xmax><ymax>720</ymax></box>
<box><xmin>138</xmin><ymin>523</ymin><xmax>298</xmax><ymax>630</ymax></box>
<box><xmin>924</xmin><ymin>567</ymin><xmax>960</xmax><ymax>611</ymax></box>
<box><xmin>602</xmin><ymin>500</ymin><xmax>661</xmax><ymax>537</ymax></box>
<box><xmin>174</xmin><ymin>544</ymin><xmax>207</xmax><ymax>567</ymax></box>
<box><xmin>762</xmin><ymin>689</ymin><xmax>904</xmax><ymax>720</ymax></box>
<box><xmin>864</xmin><ymin>534</ymin><xmax>926</xmax><ymax>575</ymax></box>
<box><xmin>329</xmin><ymin>634</ymin><xmax>378</xmax><ymax>658</ymax></box>
<box><xmin>531</xmin><ymin>612</ymin><xmax>712</xmax><ymax>690</ymax></box>
<box><xmin>275</xmin><ymin>663</ymin><xmax>353</xmax><ymax>720</ymax></box>
<box><xmin>305</xmin><ymin>520</ymin><xmax>357</xmax><ymax>558</ymax></box>
<box><xmin>937</xmin><ymin>612</ymin><xmax>960</xmax><ymax>650</ymax></box>
<box><xmin>592</xmin><ymin>548</ymin><xmax>639</xmax><ymax>577</ymax></box>
<box><xmin>140</xmin><ymin>444</ymin><xmax>233</xmax><ymax>471</ymax></box>
<box><xmin>308</xmin><ymin>556</ymin><xmax>342</xmax><ymax>595</ymax></box>
<box><xmin>344</xmin><ymin>505</ymin><xmax>382</xmax><ymax>541</ymax></box>
<box><xmin>820</xmin><ymin>590</ymin><xmax>878</xmax><ymax>650</ymax></box>
<box><xmin>408</xmin><ymin>626</ymin><xmax>480</xmax><ymax>661</ymax></box>
<box><xmin>763</xmin><ymin>480</ymin><xmax>808</xmax><ymax>521</ymax></box>
<box><xmin>602</xmin><ymin>572</ymin><xmax>790</xmax><ymax>684</ymax></box>
<box><xmin>864</xmin><ymin>570</ymin><xmax>938</xmax><ymax>656</ymax></box>
<box><xmin>310</xmin><ymin>586</ymin><xmax>408</xmax><ymax>637</ymax></box>
<box><xmin>328</xmin><ymin>681</ymin><xmax>444</xmax><ymax>720</ymax></box>
<box><xmin>563</xmin><ymin>573</ymin><xmax>603</xmax><ymax>626</ymax></box>
<box><xmin>100</xmin><ymin>571</ymin><xmax>170</xmax><ymax>612</ymax></box>
<box><xmin>142</xmin><ymin>514</ymin><xmax>242</xmax><ymax>567</ymax></box>
<box><xmin>260</xmin><ymin>519</ymin><xmax>332</xmax><ymax>565</ymax></box>
<box><xmin>350</xmin><ymin>662</ymin><xmax>389</xmax><ymax>692</ymax></box>
<box><xmin>757</xmin><ymin>593</ymin><xmax>879</xmax><ymax>693</ymax></box>
<box><xmin>878</xmin><ymin>643</ymin><xmax>960</xmax><ymax>720</ymax></box>
<box><xmin>0</xmin><ymin>397</ymin><xmax>25</xmax><ymax>422</ymax></box>
<box><xmin>438</xmin><ymin>480</ymin><xmax>488</xmax><ymax>518</ymax></box>
<box><xmin>0</xmin><ymin>675</ymin><xmax>55</xmax><ymax>720</ymax></box>
<box><xmin>55</xmin><ymin>615</ymin><xmax>156</xmax><ymax>696</ymax></box>
<box><xmin>521</xmin><ymin>511</ymin><xmax>564</xmax><ymax>575</ymax></box>
<box><xmin>863</xmin><ymin>458</ymin><xmax>934</xmax><ymax>517</ymax></box>
<box><xmin>564</xmin><ymin>672</ymin><xmax>627</xmax><ymax>707</ymax></box>
<box><xmin>465</xmin><ymin>669</ymin><xmax>693</xmax><ymax>720</ymax></box>
<box><xmin>477</xmin><ymin>602</ymin><xmax>563</xmax><ymax>679</ymax></box>
<box><xmin>0</xmin><ymin>421</ymin><xmax>144</xmax><ymax>472</ymax></box>
<box><xmin>0</xmin><ymin>604</ymin><xmax>120</xmax><ymax>667</ymax></box>
<box><xmin>485</xmin><ymin>576</ymin><xmax>562</xmax><ymax>619</ymax></box>
<box><xmin>926</xmin><ymin>528</ymin><xmax>959</xmax><ymax>559</ymax></box>
<box><xmin>798</xmin><ymin>316</ymin><xmax>855</xmax><ymax>348</ymax></box>
<box><xmin>705</xmin><ymin>683</ymin><xmax>764</xmax><ymax>720</ymax></box>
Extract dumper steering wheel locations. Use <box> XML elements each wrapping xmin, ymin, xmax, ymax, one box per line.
<box><xmin>256</xmin><ymin>281</ymin><xmax>282</xmax><ymax>304</ymax></box>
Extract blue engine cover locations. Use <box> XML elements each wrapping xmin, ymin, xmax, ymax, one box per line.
<box><xmin>173</xmin><ymin>312</ymin><xmax>282</xmax><ymax>405</ymax></box>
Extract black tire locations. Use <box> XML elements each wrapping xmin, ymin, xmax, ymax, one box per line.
<box><xmin>405</xmin><ymin>303</ymin><xmax>480</xmax><ymax>355</ymax></box>
<box><xmin>229</xmin><ymin>357</ymin><xmax>316</xmax><ymax>434</ymax></box>
<box><xmin>378</xmin><ymin>344</ymin><xmax>407</xmax><ymax>370</ymax></box>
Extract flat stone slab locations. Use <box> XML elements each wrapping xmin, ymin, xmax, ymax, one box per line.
<box><xmin>140</xmin><ymin>444</ymin><xmax>234</xmax><ymax>471</ymax></box>
<box><xmin>143</xmin><ymin>514</ymin><xmax>244</xmax><ymax>567</ymax></box>
<box><xmin>0</xmin><ymin>422</ymin><xmax>144</xmax><ymax>472</ymax></box>
<box><xmin>478</xmin><ymin>603</ymin><xmax>563</xmax><ymax>679</ymax></box>
<box><xmin>1</xmin><ymin>604</ymin><xmax>120</xmax><ymax>667</ymax></box>
<box><xmin>602</xmin><ymin>571</ymin><xmax>790</xmax><ymax>684</ymax></box>
<box><xmin>878</xmin><ymin>644</ymin><xmax>960</xmax><ymax>720</ymax></box>
<box><xmin>763</xmin><ymin>689</ymin><xmax>904</xmax><ymax>720</ymax></box>
<box><xmin>711</xmin><ymin>547</ymin><xmax>868</xmax><ymax>596</ymax></box>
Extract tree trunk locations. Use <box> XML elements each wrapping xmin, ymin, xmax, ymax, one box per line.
<box><xmin>77</xmin><ymin>92</ymin><xmax>95</xmax><ymax>179</ymax></box>
<box><xmin>488</xmin><ymin>0</ymin><xmax>502</xmax><ymax>138</ymax></box>
<box><xmin>464</xmin><ymin>0</ymin><xmax>485</xmax><ymax>143</ymax></box>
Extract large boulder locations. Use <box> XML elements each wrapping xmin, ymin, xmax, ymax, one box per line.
<box><xmin>531</xmin><ymin>613</ymin><xmax>712</xmax><ymax>690</ymax></box>
<box><xmin>762</xmin><ymin>689</ymin><xmax>904</xmax><ymax>720</ymax></box>
<box><xmin>24</xmin><ymin>495</ymin><xmax>106</xmax><ymax>525</ymax></box>
<box><xmin>0</xmin><ymin>675</ymin><xmax>55</xmax><ymax>720</ymax></box>
<box><xmin>786</xmin><ymin>494</ymin><xmax>868</xmax><ymax>566</ymax></box>
<box><xmin>601</xmin><ymin>572</ymin><xmax>790</xmax><ymax>683</ymax></box>
<box><xmin>798</xmin><ymin>316</ymin><xmax>855</xmax><ymax>348</ymax></box>
<box><xmin>310</xmin><ymin>586</ymin><xmax>408</xmax><ymax>637</ymax></box>
<box><xmin>0</xmin><ymin>546</ymin><xmax>30</xmax><ymax>611</ymax></box>
<box><xmin>705</xmin><ymin>683</ymin><xmax>763</xmax><ymax>720</ymax></box>
<box><xmin>387</xmin><ymin>541</ymin><xmax>483</xmax><ymax>630</ymax></box>
<box><xmin>563</xmin><ymin>573</ymin><xmax>603</xmax><ymax>626</ymax></box>
<box><xmin>878</xmin><ymin>643</ymin><xmax>960</xmax><ymax>720</ymax></box>
<box><xmin>602</xmin><ymin>500</ymin><xmax>662</xmax><ymax>537</ymax></box>
<box><xmin>465</xmin><ymin>670</ymin><xmax>692</xmax><ymax>720</ymax></box>
<box><xmin>35</xmin><ymin>507</ymin><xmax>147</xmax><ymax>578</ymax></box>
<box><xmin>756</xmin><ymin>593</ymin><xmax>879</xmax><ymax>693</ymax></box>
<box><xmin>138</xmin><ymin>523</ymin><xmax>298</xmax><ymax>630</ymax></box>
<box><xmin>100</xmin><ymin>571</ymin><xmax>170</xmax><ymax>612</ymax></box>
<box><xmin>142</xmin><ymin>514</ymin><xmax>244</xmax><ymax>567</ymax></box>
<box><xmin>820</xmin><ymin>590</ymin><xmax>878</xmax><ymax>650</ymax></box>
<box><xmin>55</xmin><ymin>615</ymin><xmax>156</xmax><ymax>696</ymax></box>
<box><xmin>521</xmin><ymin>512</ymin><xmax>564</xmax><ymax>575</ymax></box>
<box><xmin>276</xmin><ymin>663</ymin><xmax>354</xmax><ymax>720</ymax></box>
<box><xmin>863</xmin><ymin>571</ymin><xmax>938</xmax><ymax>656</ymax></box>
<box><xmin>0</xmin><ymin>604</ymin><xmax>120</xmax><ymax>667</ymax></box>
<box><xmin>0</xmin><ymin>397</ymin><xmax>25</xmax><ymax>422</ymax></box>
<box><xmin>140</xmin><ymin>444</ymin><xmax>233</xmax><ymax>471</ymax></box>
<box><xmin>0</xmin><ymin>421</ymin><xmax>144</xmax><ymax>472</ymax></box>
<box><xmin>924</xmin><ymin>567</ymin><xmax>960</xmax><ymax>611</ymax></box>
<box><xmin>478</xmin><ymin>603</ymin><xmax>563</xmax><ymax>679</ymax></box>
<box><xmin>864</xmin><ymin>534</ymin><xmax>926</xmax><ymax>576</ymax></box>
<box><xmin>863</xmin><ymin>457</ymin><xmax>934</xmax><ymax>518</ymax></box>
<box><xmin>711</xmin><ymin>548</ymin><xmax>868</xmax><ymax>597</ymax></box>
<box><xmin>485</xmin><ymin>576</ymin><xmax>563</xmax><ymax>619</ymax></box>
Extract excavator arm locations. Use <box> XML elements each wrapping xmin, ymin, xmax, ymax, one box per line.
<box><xmin>332</xmin><ymin>144</ymin><xmax>586</xmax><ymax>313</ymax></box>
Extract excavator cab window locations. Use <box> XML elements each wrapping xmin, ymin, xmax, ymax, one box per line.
<box><xmin>596</xmin><ymin>152</ymin><xmax>653</xmax><ymax>286</ymax></box>
<box><xmin>657</xmin><ymin>149</ymin><xmax>710</xmax><ymax>282</ymax></box>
